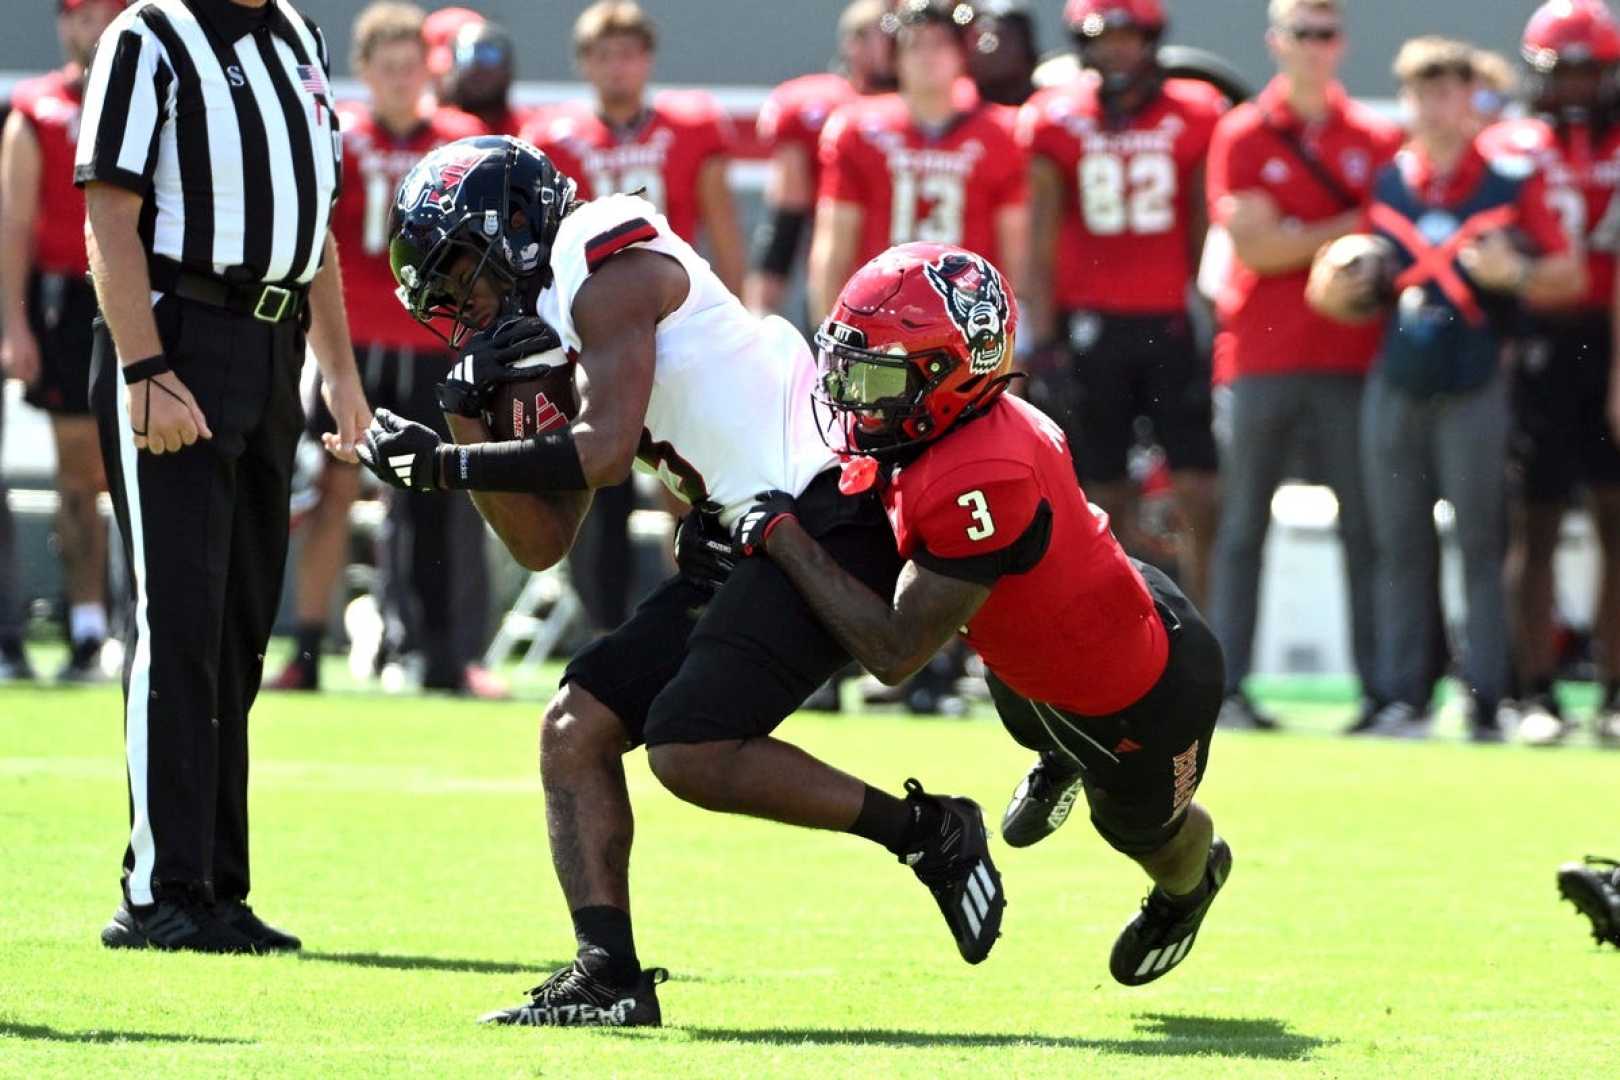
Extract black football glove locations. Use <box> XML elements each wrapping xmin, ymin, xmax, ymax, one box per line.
<box><xmin>733</xmin><ymin>490</ymin><xmax>798</xmax><ymax>556</ymax></box>
<box><xmin>356</xmin><ymin>408</ymin><xmax>444</xmax><ymax>492</ymax></box>
<box><xmin>674</xmin><ymin>510</ymin><xmax>737</xmax><ymax>592</ymax></box>
<box><xmin>436</xmin><ymin>315</ymin><xmax>565</xmax><ymax>418</ymax></box>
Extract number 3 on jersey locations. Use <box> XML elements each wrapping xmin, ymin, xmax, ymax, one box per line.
<box><xmin>1079</xmin><ymin>151</ymin><xmax>1174</xmax><ymax>236</ymax></box>
<box><xmin>958</xmin><ymin>489</ymin><xmax>996</xmax><ymax>541</ymax></box>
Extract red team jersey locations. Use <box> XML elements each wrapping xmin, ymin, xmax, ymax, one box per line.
<box><xmin>1480</xmin><ymin>116</ymin><xmax>1620</xmax><ymax>313</ymax></box>
<box><xmin>332</xmin><ymin>103</ymin><xmax>484</xmax><ymax>348</ymax></box>
<box><xmin>885</xmin><ymin>395</ymin><xmax>1169</xmax><ymax>716</ymax></box>
<box><xmin>757</xmin><ymin>72</ymin><xmax>857</xmax><ymax>193</ymax></box>
<box><xmin>1017</xmin><ymin>76</ymin><xmax>1225</xmax><ymax>313</ymax></box>
<box><xmin>522</xmin><ymin>92</ymin><xmax>734</xmax><ymax>244</ymax></box>
<box><xmin>10</xmin><ymin>68</ymin><xmax>89</xmax><ymax>276</ymax></box>
<box><xmin>817</xmin><ymin>95</ymin><xmax>1027</xmax><ymax>269</ymax></box>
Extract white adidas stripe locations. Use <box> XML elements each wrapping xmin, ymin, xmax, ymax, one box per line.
<box><xmin>966</xmin><ymin>874</ymin><xmax>989</xmax><ymax>919</ymax></box>
<box><xmin>1134</xmin><ymin>935</ymin><xmax>1194</xmax><ymax>978</ymax></box>
<box><xmin>959</xmin><ymin>893</ymin><xmax>982</xmax><ymax>938</ymax></box>
<box><xmin>1135</xmin><ymin>948</ymin><xmax>1160</xmax><ymax>977</ymax></box>
<box><xmin>974</xmin><ymin>861</ymin><xmax>996</xmax><ymax>903</ymax></box>
<box><xmin>114</xmin><ymin>362</ymin><xmax>157</xmax><ymax>906</ymax></box>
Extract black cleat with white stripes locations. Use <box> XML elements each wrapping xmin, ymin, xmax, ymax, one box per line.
<box><xmin>1110</xmin><ymin>836</ymin><xmax>1232</xmax><ymax>986</ymax></box>
<box><xmin>1001</xmin><ymin>752</ymin><xmax>1085</xmax><ymax>848</ymax></box>
<box><xmin>1557</xmin><ymin>856</ymin><xmax>1620</xmax><ymax>947</ymax></box>
<box><xmin>479</xmin><ymin>960</ymin><xmax>668</xmax><ymax>1027</ymax></box>
<box><xmin>898</xmin><ymin>778</ymin><xmax>1005</xmax><ymax>964</ymax></box>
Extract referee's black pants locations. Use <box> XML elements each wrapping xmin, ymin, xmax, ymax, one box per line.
<box><xmin>91</xmin><ymin>295</ymin><xmax>303</xmax><ymax>909</ymax></box>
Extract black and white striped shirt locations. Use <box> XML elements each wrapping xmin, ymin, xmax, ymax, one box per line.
<box><xmin>74</xmin><ymin>0</ymin><xmax>342</xmax><ymax>286</ymax></box>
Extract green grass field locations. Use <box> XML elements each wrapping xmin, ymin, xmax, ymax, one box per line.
<box><xmin>2</xmin><ymin>673</ymin><xmax>1617</xmax><ymax>1078</ymax></box>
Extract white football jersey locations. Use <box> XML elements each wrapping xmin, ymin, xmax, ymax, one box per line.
<box><xmin>534</xmin><ymin>194</ymin><xmax>837</xmax><ymax>525</ymax></box>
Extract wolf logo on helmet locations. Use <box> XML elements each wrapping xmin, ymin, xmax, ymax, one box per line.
<box><xmin>923</xmin><ymin>251</ymin><xmax>1010</xmax><ymax>374</ymax></box>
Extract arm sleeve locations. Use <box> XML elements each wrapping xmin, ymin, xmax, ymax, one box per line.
<box><xmin>817</xmin><ymin>109</ymin><xmax>865</xmax><ymax>205</ymax></box>
<box><xmin>73</xmin><ymin>21</ymin><xmax>168</xmax><ymax>192</ymax></box>
<box><xmin>909</xmin><ymin>465</ymin><xmax>1051</xmax><ymax>586</ymax></box>
<box><xmin>1518</xmin><ymin>173</ymin><xmax>1571</xmax><ymax>255</ymax></box>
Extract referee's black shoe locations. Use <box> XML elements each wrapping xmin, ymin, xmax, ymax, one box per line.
<box><xmin>1110</xmin><ymin>836</ymin><xmax>1232</xmax><ymax>986</ymax></box>
<box><xmin>898</xmin><ymin>778</ymin><xmax>1004</xmax><ymax>964</ymax></box>
<box><xmin>215</xmin><ymin>899</ymin><xmax>302</xmax><ymax>952</ymax></box>
<box><xmin>101</xmin><ymin>899</ymin><xmax>258</xmax><ymax>954</ymax></box>
<box><xmin>479</xmin><ymin>956</ymin><xmax>667</xmax><ymax>1027</ymax></box>
<box><xmin>1557</xmin><ymin>856</ymin><xmax>1620</xmax><ymax>947</ymax></box>
<box><xmin>1001</xmin><ymin>752</ymin><xmax>1085</xmax><ymax>848</ymax></box>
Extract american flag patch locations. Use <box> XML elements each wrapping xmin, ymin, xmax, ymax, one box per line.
<box><xmin>297</xmin><ymin>65</ymin><xmax>328</xmax><ymax>97</ymax></box>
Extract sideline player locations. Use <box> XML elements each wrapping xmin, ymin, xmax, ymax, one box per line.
<box><xmin>524</xmin><ymin>1</ymin><xmax>744</xmax><ymax>295</ymax></box>
<box><xmin>808</xmin><ymin>0</ymin><xmax>1028</xmax><ymax>323</ymax></box>
<box><xmin>0</xmin><ymin>0</ymin><xmax>127</xmax><ymax>680</ymax></box>
<box><xmin>350</xmin><ymin>135</ymin><xmax>1006</xmax><ymax>1024</ymax></box>
<box><xmin>746</xmin><ymin>0</ymin><xmax>894</xmax><ymax>317</ymax></box>
<box><xmin>428</xmin><ymin>10</ymin><xmax>533</xmax><ymax>137</ymax></box>
<box><xmin>1493</xmin><ymin>0</ymin><xmax>1620</xmax><ymax>746</ymax></box>
<box><xmin>270</xmin><ymin>2</ymin><xmax>489</xmax><ymax>694</ymax></box>
<box><xmin>737</xmin><ymin>242</ymin><xmax>1232</xmax><ymax>986</ymax></box>
<box><xmin>1018</xmin><ymin>0</ymin><xmax>1223</xmax><ymax>607</ymax></box>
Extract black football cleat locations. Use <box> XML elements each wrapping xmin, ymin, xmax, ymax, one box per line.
<box><xmin>1110</xmin><ymin>836</ymin><xmax>1233</xmax><ymax>986</ymax></box>
<box><xmin>1557</xmin><ymin>856</ymin><xmax>1620</xmax><ymax>947</ymax></box>
<box><xmin>101</xmin><ymin>899</ymin><xmax>259</xmax><ymax>954</ymax></box>
<box><xmin>1001</xmin><ymin>752</ymin><xmax>1085</xmax><ymax>848</ymax></box>
<box><xmin>215</xmin><ymin>900</ymin><xmax>301</xmax><ymax>952</ymax></box>
<box><xmin>898</xmin><ymin>778</ymin><xmax>1005</xmax><ymax>964</ymax></box>
<box><xmin>479</xmin><ymin>960</ymin><xmax>668</xmax><ymax>1027</ymax></box>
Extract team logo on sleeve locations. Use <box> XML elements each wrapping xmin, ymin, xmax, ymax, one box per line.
<box><xmin>923</xmin><ymin>252</ymin><xmax>1010</xmax><ymax>374</ymax></box>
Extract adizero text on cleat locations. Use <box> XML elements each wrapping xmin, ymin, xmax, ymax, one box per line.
<box><xmin>898</xmin><ymin>778</ymin><xmax>1005</xmax><ymax>964</ymax></box>
<box><xmin>1001</xmin><ymin>752</ymin><xmax>1085</xmax><ymax>848</ymax></box>
<box><xmin>479</xmin><ymin>963</ymin><xmax>667</xmax><ymax>1027</ymax></box>
<box><xmin>1110</xmin><ymin>836</ymin><xmax>1232</xmax><ymax>986</ymax></box>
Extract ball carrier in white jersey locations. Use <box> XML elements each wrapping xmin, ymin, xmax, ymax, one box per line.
<box><xmin>355</xmin><ymin>135</ymin><xmax>1005</xmax><ymax>1026</ymax></box>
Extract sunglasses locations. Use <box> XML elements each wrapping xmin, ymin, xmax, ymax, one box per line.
<box><xmin>1285</xmin><ymin>26</ymin><xmax>1342</xmax><ymax>43</ymax></box>
<box><xmin>1409</xmin><ymin>62</ymin><xmax>1474</xmax><ymax>82</ymax></box>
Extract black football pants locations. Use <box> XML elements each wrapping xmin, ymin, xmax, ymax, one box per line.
<box><xmin>91</xmin><ymin>295</ymin><xmax>303</xmax><ymax>908</ymax></box>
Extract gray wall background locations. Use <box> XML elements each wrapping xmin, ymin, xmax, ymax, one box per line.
<box><xmin>0</xmin><ymin>2</ymin><xmax>1540</xmax><ymax>100</ymax></box>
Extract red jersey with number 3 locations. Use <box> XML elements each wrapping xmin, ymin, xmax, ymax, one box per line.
<box><xmin>1017</xmin><ymin>76</ymin><xmax>1224</xmax><ymax>313</ymax></box>
<box><xmin>1479</xmin><ymin>116</ymin><xmax>1620</xmax><ymax>313</ymax></box>
<box><xmin>884</xmin><ymin>395</ymin><xmax>1168</xmax><ymax>716</ymax></box>
<box><xmin>522</xmin><ymin>92</ymin><xmax>734</xmax><ymax>244</ymax></box>
<box><xmin>818</xmin><ymin>95</ymin><xmax>1027</xmax><ymax>269</ymax></box>
<box><xmin>10</xmin><ymin>68</ymin><xmax>89</xmax><ymax>276</ymax></box>
<box><xmin>333</xmin><ymin>104</ymin><xmax>483</xmax><ymax>348</ymax></box>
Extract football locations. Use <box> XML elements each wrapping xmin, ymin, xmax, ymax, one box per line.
<box><xmin>1306</xmin><ymin>233</ymin><xmax>1400</xmax><ymax>321</ymax></box>
<box><xmin>481</xmin><ymin>347</ymin><xmax>580</xmax><ymax>442</ymax></box>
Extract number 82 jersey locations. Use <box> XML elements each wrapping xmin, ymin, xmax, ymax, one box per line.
<box><xmin>883</xmin><ymin>395</ymin><xmax>1169</xmax><ymax>717</ymax></box>
<box><xmin>1016</xmin><ymin>77</ymin><xmax>1224</xmax><ymax>315</ymax></box>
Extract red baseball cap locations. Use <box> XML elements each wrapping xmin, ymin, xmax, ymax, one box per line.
<box><xmin>424</xmin><ymin>7</ymin><xmax>485</xmax><ymax>77</ymax></box>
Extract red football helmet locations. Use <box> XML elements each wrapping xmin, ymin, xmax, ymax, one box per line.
<box><xmin>815</xmin><ymin>243</ymin><xmax>1018</xmax><ymax>456</ymax></box>
<box><xmin>1523</xmin><ymin>0</ymin><xmax>1620</xmax><ymax>116</ymax></box>
<box><xmin>1063</xmin><ymin>0</ymin><xmax>1168</xmax><ymax>39</ymax></box>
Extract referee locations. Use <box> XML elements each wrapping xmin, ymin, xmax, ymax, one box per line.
<box><xmin>78</xmin><ymin>0</ymin><xmax>371</xmax><ymax>953</ymax></box>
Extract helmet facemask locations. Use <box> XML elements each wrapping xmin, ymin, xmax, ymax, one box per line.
<box><xmin>813</xmin><ymin>324</ymin><xmax>955</xmax><ymax>456</ymax></box>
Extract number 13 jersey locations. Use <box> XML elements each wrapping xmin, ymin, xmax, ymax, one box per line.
<box><xmin>1017</xmin><ymin>76</ymin><xmax>1224</xmax><ymax>314</ymax></box>
<box><xmin>884</xmin><ymin>395</ymin><xmax>1168</xmax><ymax>716</ymax></box>
<box><xmin>817</xmin><ymin>95</ymin><xmax>1026</xmax><ymax>270</ymax></box>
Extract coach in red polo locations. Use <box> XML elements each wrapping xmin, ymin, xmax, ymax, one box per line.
<box><xmin>1202</xmin><ymin>0</ymin><xmax>1401</xmax><ymax>731</ymax></box>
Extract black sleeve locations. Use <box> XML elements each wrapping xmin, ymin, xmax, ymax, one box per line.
<box><xmin>911</xmin><ymin>500</ymin><xmax>1053</xmax><ymax>586</ymax></box>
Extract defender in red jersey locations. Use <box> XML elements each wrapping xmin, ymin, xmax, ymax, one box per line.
<box><xmin>808</xmin><ymin>0</ymin><xmax>1029</xmax><ymax>323</ymax></box>
<box><xmin>1494</xmin><ymin>0</ymin><xmax>1620</xmax><ymax>747</ymax></box>
<box><xmin>271</xmin><ymin>1</ymin><xmax>498</xmax><ymax>697</ymax></box>
<box><xmin>739</xmin><ymin>242</ymin><xmax>1231</xmax><ymax>988</ymax></box>
<box><xmin>429</xmin><ymin>12</ymin><xmax>536</xmax><ymax>137</ymax></box>
<box><xmin>745</xmin><ymin>0</ymin><xmax>894</xmax><ymax>317</ymax></box>
<box><xmin>1018</xmin><ymin>0</ymin><xmax>1223</xmax><ymax>608</ymax></box>
<box><xmin>0</xmin><ymin>0</ymin><xmax>127</xmax><ymax>681</ymax></box>
<box><xmin>524</xmin><ymin>2</ymin><xmax>744</xmax><ymax>295</ymax></box>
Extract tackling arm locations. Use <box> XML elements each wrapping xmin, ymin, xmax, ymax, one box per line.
<box><xmin>764</xmin><ymin>518</ymin><xmax>989</xmax><ymax>685</ymax></box>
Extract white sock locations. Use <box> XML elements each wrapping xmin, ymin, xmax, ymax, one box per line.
<box><xmin>70</xmin><ymin>603</ymin><xmax>108</xmax><ymax>645</ymax></box>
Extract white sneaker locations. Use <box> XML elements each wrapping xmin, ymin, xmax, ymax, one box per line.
<box><xmin>1595</xmin><ymin>708</ymin><xmax>1620</xmax><ymax>747</ymax></box>
<box><xmin>1515</xmin><ymin>697</ymin><xmax>1568</xmax><ymax>747</ymax></box>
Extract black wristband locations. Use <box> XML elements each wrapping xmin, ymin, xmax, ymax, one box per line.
<box><xmin>122</xmin><ymin>355</ymin><xmax>170</xmax><ymax>384</ymax></box>
<box><xmin>751</xmin><ymin>207</ymin><xmax>809</xmax><ymax>276</ymax></box>
<box><xmin>436</xmin><ymin>431</ymin><xmax>590</xmax><ymax>492</ymax></box>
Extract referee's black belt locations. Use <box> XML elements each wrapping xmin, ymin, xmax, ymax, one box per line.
<box><xmin>147</xmin><ymin>257</ymin><xmax>308</xmax><ymax>325</ymax></box>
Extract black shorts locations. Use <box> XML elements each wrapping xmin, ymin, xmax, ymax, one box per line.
<box><xmin>1055</xmin><ymin>310</ymin><xmax>1217</xmax><ymax>485</ymax></box>
<box><xmin>23</xmin><ymin>272</ymin><xmax>99</xmax><ymax>416</ymax></box>
<box><xmin>303</xmin><ymin>343</ymin><xmax>453</xmax><ymax>440</ymax></box>
<box><xmin>563</xmin><ymin>468</ymin><xmax>902</xmax><ymax>747</ymax></box>
<box><xmin>985</xmin><ymin>561</ymin><xmax>1224</xmax><ymax>856</ymax></box>
<box><xmin>1509</xmin><ymin>316</ymin><xmax>1620</xmax><ymax>503</ymax></box>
